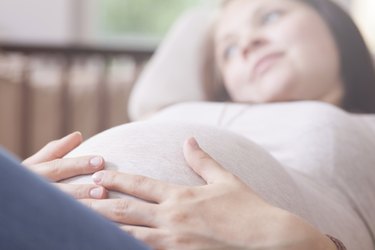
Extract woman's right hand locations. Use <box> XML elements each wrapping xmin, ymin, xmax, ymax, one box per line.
<box><xmin>22</xmin><ymin>132</ymin><xmax>107</xmax><ymax>200</ymax></box>
<box><xmin>84</xmin><ymin>137</ymin><xmax>338</xmax><ymax>250</ymax></box>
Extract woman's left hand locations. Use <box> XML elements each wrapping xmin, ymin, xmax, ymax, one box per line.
<box><xmin>23</xmin><ymin>132</ymin><xmax>107</xmax><ymax>199</ymax></box>
<box><xmin>82</xmin><ymin>138</ymin><xmax>335</xmax><ymax>250</ymax></box>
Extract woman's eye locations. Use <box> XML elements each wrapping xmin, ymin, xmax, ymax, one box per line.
<box><xmin>223</xmin><ymin>44</ymin><xmax>240</xmax><ymax>61</ymax></box>
<box><xmin>261</xmin><ymin>10</ymin><xmax>284</xmax><ymax>25</ymax></box>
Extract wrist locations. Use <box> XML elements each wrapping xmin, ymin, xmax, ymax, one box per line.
<box><xmin>277</xmin><ymin>212</ymin><xmax>338</xmax><ymax>250</ymax></box>
<box><xmin>325</xmin><ymin>235</ymin><xmax>347</xmax><ymax>250</ymax></box>
<box><xmin>317</xmin><ymin>234</ymin><xmax>340</xmax><ymax>250</ymax></box>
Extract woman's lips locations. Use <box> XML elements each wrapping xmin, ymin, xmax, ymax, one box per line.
<box><xmin>251</xmin><ymin>52</ymin><xmax>284</xmax><ymax>80</ymax></box>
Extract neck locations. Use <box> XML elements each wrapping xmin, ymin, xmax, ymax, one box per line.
<box><xmin>320</xmin><ymin>85</ymin><xmax>344</xmax><ymax>108</ymax></box>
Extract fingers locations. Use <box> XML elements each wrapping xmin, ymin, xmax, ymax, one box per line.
<box><xmin>81</xmin><ymin>198</ymin><xmax>157</xmax><ymax>227</ymax></box>
<box><xmin>23</xmin><ymin>131</ymin><xmax>83</xmax><ymax>165</ymax></box>
<box><xmin>54</xmin><ymin>183</ymin><xmax>107</xmax><ymax>199</ymax></box>
<box><xmin>92</xmin><ymin>171</ymin><xmax>177</xmax><ymax>203</ymax></box>
<box><xmin>183</xmin><ymin>137</ymin><xmax>232</xmax><ymax>184</ymax></box>
<box><xmin>31</xmin><ymin>155</ymin><xmax>104</xmax><ymax>182</ymax></box>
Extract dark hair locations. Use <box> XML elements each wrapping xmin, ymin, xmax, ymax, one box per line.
<box><xmin>202</xmin><ymin>0</ymin><xmax>375</xmax><ymax>113</ymax></box>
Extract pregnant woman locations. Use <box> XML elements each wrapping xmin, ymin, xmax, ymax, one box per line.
<box><xmin>6</xmin><ymin>0</ymin><xmax>375</xmax><ymax>249</ymax></box>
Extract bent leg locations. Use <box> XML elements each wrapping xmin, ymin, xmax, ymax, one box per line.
<box><xmin>0</xmin><ymin>149</ymin><xmax>150</xmax><ymax>250</ymax></box>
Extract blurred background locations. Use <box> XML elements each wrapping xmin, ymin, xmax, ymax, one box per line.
<box><xmin>0</xmin><ymin>0</ymin><xmax>217</xmax><ymax>47</ymax></box>
<box><xmin>1</xmin><ymin>0</ymin><xmax>373</xmax><ymax>50</ymax></box>
<box><xmin>0</xmin><ymin>0</ymin><xmax>373</xmax><ymax>159</ymax></box>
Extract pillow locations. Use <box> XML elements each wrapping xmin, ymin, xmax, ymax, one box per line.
<box><xmin>128</xmin><ymin>9</ymin><xmax>214</xmax><ymax>121</ymax></box>
<box><xmin>128</xmin><ymin>3</ymin><xmax>374</xmax><ymax>121</ymax></box>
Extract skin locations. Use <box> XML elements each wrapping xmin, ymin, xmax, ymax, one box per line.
<box><xmin>23</xmin><ymin>132</ymin><xmax>107</xmax><ymax>199</ymax></box>
<box><xmin>215</xmin><ymin>0</ymin><xmax>344</xmax><ymax>105</ymax></box>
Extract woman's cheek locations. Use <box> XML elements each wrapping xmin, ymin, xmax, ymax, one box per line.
<box><xmin>225</xmin><ymin>64</ymin><xmax>247</xmax><ymax>95</ymax></box>
<box><xmin>270</xmin><ymin>13</ymin><xmax>310</xmax><ymax>47</ymax></box>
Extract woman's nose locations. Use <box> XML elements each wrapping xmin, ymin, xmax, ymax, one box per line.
<box><xmin>240</xmin><ymin>33</ymin><xmax>267</xmax><ymax>59</ymax></box>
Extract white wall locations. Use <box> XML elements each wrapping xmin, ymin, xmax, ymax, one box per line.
<box><xmin>0</xmin><ymin>0</ymin><xmax>73</xmax><ymax>44</ymax></box>
<box><xmin>352</xmin><ymin>0</ymin><xmax>375</xmax><ymax>52</ymax></box>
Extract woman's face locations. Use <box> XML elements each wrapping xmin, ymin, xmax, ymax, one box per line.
<box><xmin>215</xmin><ymin>0</ymin><xmax>344</xmax><ymax>104</ymax></box>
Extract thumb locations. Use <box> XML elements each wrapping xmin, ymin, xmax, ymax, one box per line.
<box><xmin>183</xmin><ymin>137</ymin><xmax>231</xmax><ymax>184</ymax></box>
<box><xmin>23</xmin><ymin>131</ymin><xmax>83</xmax><ymax>165</ymax></box>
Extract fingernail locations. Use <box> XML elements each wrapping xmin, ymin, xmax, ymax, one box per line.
<box><xmin>188</xmin><ymin>137</ymin><xmax>200</xmax><ymax>149</ymax></box>
<box><xmin>92</xmin><ymin>172</ymin><xmax>104</xmax><ymax>184</ymax></box>
<box><xmin>89</xmin><ymin>187</ymin><xmax>103</xmax><ymax>199</ymax></box>
<box><xmin>90</xmin><ymin>157</ymin><xmax>103</xmax><ymax>169</ymax></box>
<box><xmin>65</xmin><ymin>131</ymin><xmax>82</xmax><ymax>141</ymax></box>
<box><xmin>70</xmin><ymin>131</ymin><xmax>82</xmax><ymax>137</ymax></box>
<box><xmin>73</xmin><ymin>131</ymin><xmax>82</xmax><ymax>136</ymax></box>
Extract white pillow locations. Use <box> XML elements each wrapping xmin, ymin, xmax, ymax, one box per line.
<box><xmin>128</xmin><ymin>9</ymin><xmax>214</xmax><ymax>121</ymax></box>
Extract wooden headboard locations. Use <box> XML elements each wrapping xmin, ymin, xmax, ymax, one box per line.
<box><xmin>0</xmin><ymin>43</ymin><xmax>154</xmax><ymax>158</ymax></box>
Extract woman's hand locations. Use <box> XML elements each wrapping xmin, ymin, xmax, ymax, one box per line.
<box><xmin>82</xmin><ymin>137</ymin><xmax>336</xmax><ymax>250</ymax></box>
<box><xmin>23</xmin><ymin>132</ymin><xmax>107</xmax><ymax>199</ymax></box>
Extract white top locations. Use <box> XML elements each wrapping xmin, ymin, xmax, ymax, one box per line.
<box><xmin>66</xmin><ymin>101</ymin><xmax>375</xmax><ymax>250</ymax></box>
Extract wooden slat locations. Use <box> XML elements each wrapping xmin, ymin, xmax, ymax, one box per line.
<box><xmin>97</xmin><ymin>56</ymin><xmax>111</xmax><ymax>132</ymax></box>
<box><xmin>20</xmin><ymin>56</ymin><xmax>31</xmax><ymax>157</ymax></box>
<box><xmin>0</xmin><ymin>42</ymin><xmax>154</xmax><ymax>61</ymax></box>
<box><xmin>60</xmin><ymin>56</ymin><xmax>73</xmax><ymax>137</ymax></box>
